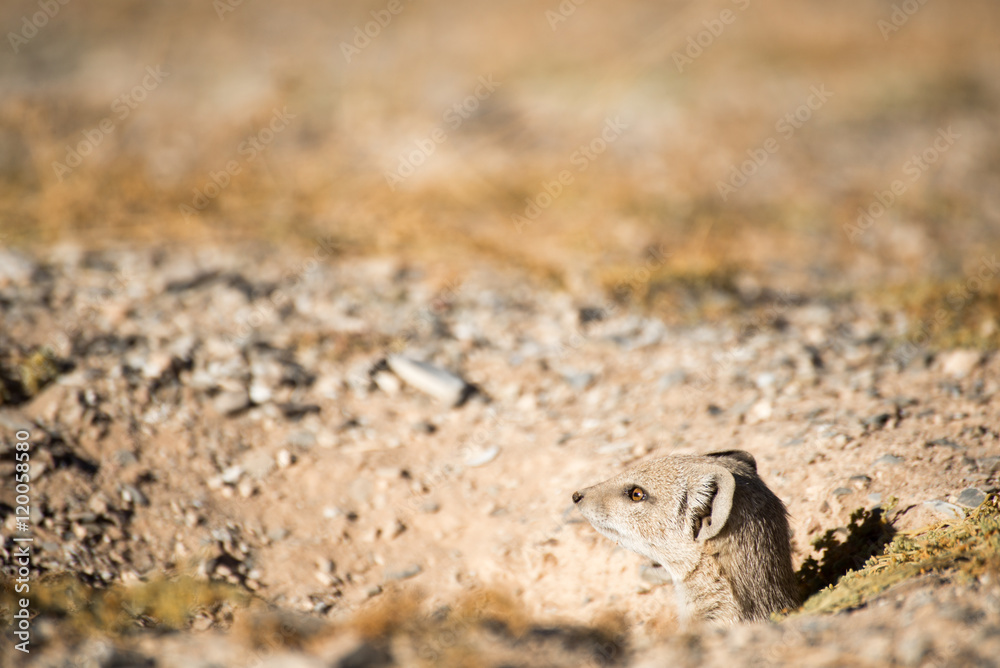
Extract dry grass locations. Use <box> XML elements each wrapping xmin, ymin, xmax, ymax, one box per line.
<box><xmin>2</xmin><ymin>1</ymin><xmax>998</xmax><ymax>316</ymax></box>
<box><xmin>0</xmin><ymin>572</ymin><xmax>247</xmax><ymax>637</ymax></box>
<box><xmin>880</xmin><ymin>279</ymin><xmax>1000</xmax><ymax>351</ymax></box>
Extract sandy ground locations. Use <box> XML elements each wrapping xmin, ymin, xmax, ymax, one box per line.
<box><xmin>1</xmin><ymin>244</ymin><xmax>998</xmax><ymax>666</ymax></box>
<box><xmin>2</xmin><ymin>1</ymin><xmax>1000</xmax><ymax>665</ymax></box>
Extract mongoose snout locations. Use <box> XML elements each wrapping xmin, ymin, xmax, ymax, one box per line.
<box><xmin>572</xmin><ymin>449</ymin><xmax>798</xmax><ymax>624</ymax></box>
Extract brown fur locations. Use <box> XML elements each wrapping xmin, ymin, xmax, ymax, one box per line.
<box><xmin>572</xmin><ymin>450</ymin><xmax>798</xmax><ymax>623</ymax></box>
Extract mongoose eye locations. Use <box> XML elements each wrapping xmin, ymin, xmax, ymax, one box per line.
<box><xmin>629</xmin><ymin>487</ymin><xmax>646</xmax><ymax>502</ymax></box>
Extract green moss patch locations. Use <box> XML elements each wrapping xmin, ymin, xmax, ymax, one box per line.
<box><xmin>800</xmin><ymin>494</ymin><xmax>1000</xmax><ymax>615</ymax></box>
<box><xmin>0</xmin><ymin>573</ymin><xmax>247</xmax><ymax>637</ymax></box>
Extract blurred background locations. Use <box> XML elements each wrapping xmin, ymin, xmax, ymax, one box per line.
<box><xmin>2</xmin><ymin>0</ymin><xmax>999</xmax><ymax>342</ymax></box>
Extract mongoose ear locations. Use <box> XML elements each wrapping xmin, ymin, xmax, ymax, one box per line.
<box><xmin>692</xmin><ymin>468</ymin><xmax>736</xmax><ymax>542</ymax></box>
<box><xmin>705</xmin><ymin>449</ymin><xmax>757</xmax><ymax>472</ymax></box>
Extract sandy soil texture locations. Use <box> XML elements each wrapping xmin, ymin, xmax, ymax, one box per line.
<box><xmin>2</xmin><ymin>1</ymin><xmax>1000</xmax><ymax>664</ymax></box>
<box><xmin>1</xmin><ymin>245</ymin><xmax>997</xmax><ymax>667</ymax></box>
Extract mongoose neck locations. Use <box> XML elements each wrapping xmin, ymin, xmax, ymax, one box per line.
<box><xmin>675</xmin><ymin>552</ymin><xmax>740</xmax><ymax>623</ymax></box>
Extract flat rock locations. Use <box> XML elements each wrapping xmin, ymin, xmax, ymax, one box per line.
<box><xmin>384</xmin><ymin>564</ymin><xmax>422</xmax><ymax>581</ymax></box>
<box><xmin>922</xmin><ymin>500</ymin><xmax>965</xmax><ymax>521</ymax></box>
<box><xmin>386</xmin><ymin>355</ymin><xmax>474</xmax><ymax>406</ymax></box>
<box><xmin>955</xmin><ymin>487</ymin><xmax>987</xmax><ymax>508</ymax></box>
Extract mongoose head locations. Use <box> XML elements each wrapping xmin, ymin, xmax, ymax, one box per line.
<box><xmin>572</xmin><ymin>450</ymin><xmax>798</xmax><ymax>622</ymax></box>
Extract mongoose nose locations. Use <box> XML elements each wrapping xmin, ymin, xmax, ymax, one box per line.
<box><xmin>572</xmin><ymin>491</ymin><xmax>584</xmax><ymax>504</ymax></box>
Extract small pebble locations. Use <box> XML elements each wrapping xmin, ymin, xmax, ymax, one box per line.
<box><xmin>413</xmin><ymin>420</ymin><xmax>437</xmax><ymax>435</ymax></box>
<box><xmin>121</xmin><ymin>484</ymin><xmax>149</xmax><ymax>507</ymax></box>
<box><xmin>955</xmin><ymin>487</ymin><xmax>987</xmax><ymax>508</ymax></box>
<box><xmin>242</xmin><ymin>451</ymin><xmax>275</xmax><ymax>479</ymax></box>
<box><xmin>746</xmin><ymin>400</ymin><xmax>773</xmax><ymax>424</ymax></box>
<box><xmin>114</xmin><ymin>450</ymin><xmax>140</xmax><ymax>467</ymax></box>
<box><xmin>848</xmin><ymin>474</ymin><xmax>872</xmax><ymax>490</ymax></box>
<box><xmin>248</xmin><ymin>383</ymin><xmax>272</xmax><ymax>404</ymax></box>
<box><xmin>237</xmin><ymin>479</ymin><xmax>255</xmax><ymax>498</ymax></box>
<box><xmin>267</xmin><ymin>527</ymin><xmax>289</xmax><ymax>541</ymax></box>
<box><xmin>221</xmin><ymin>465</ymin><xmax>244</xmax><ymax>485</ymax></box>
<box><xmin>214</xmin><ymin>389</ymin><xmax>250</xmax><ymax>416</ymax></box>
<box><xmin>142</xmin><ymin>352</ymin><xmax>174</xmax><ymax>380</ymax></box>
<box><xmin>420</xmin><ymin>501</ymin><xmax>440</xmax><ymax>514</ymax></box>
<box><xmin>562</xmin><ymin>370</ymin><xmax>597</xmax><ymax>390</ymax></box>
<box><xmin>659</xmin><ymin>370</ymin><xmax>686</xmax><ymax>389</ymax></box>
<box><xmin>384</xmin><ymin>564</ymin><xmax>422</xmax><ymax>581</ymax></box>
<box><xmin>862</xmin><ymin>413</ymin><xmax>891</xmax><ymax>431</ymax></box>
<box><xmin>286</xmin><ymin>430</ymin><xmax>317</xmax><ymax>448</ymax></box>
<box><xmin>922</xmin><ymin>500</ymin><xmax>965</xmax><ymax>521</ymax></box>
<box><xmin>938</xmin><ymin>349</ymin><xmax>982</xmax><ymax>378</ymax></box>
<box><xmin>465</xmin><ymin>445</ymin><xmax>500</xmax><ymax>467</ymax></box>
<box><xmin>372</xmin><ymin>371</ymin><xmax>401</xmax><ymax>395</ymax></box>
<box><xmin>386</xmin><ymin>355</ymin><xmax>474</xmax><ymax>406</ymax></box>
<box><xmin>926</xmin><ymin>438</ymin><xmax>961</xmax><ymax>449</ymax></box>
<box><xmin>578</xmin><ymin>307</ymin><xmax>606</xmax><ymax>324</ymax></box>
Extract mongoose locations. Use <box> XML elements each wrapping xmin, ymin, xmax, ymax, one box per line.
<box><xmin>572</xmin><ymin>450</ymin><xmax>798</xmax><ymax>623</ymax></box>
